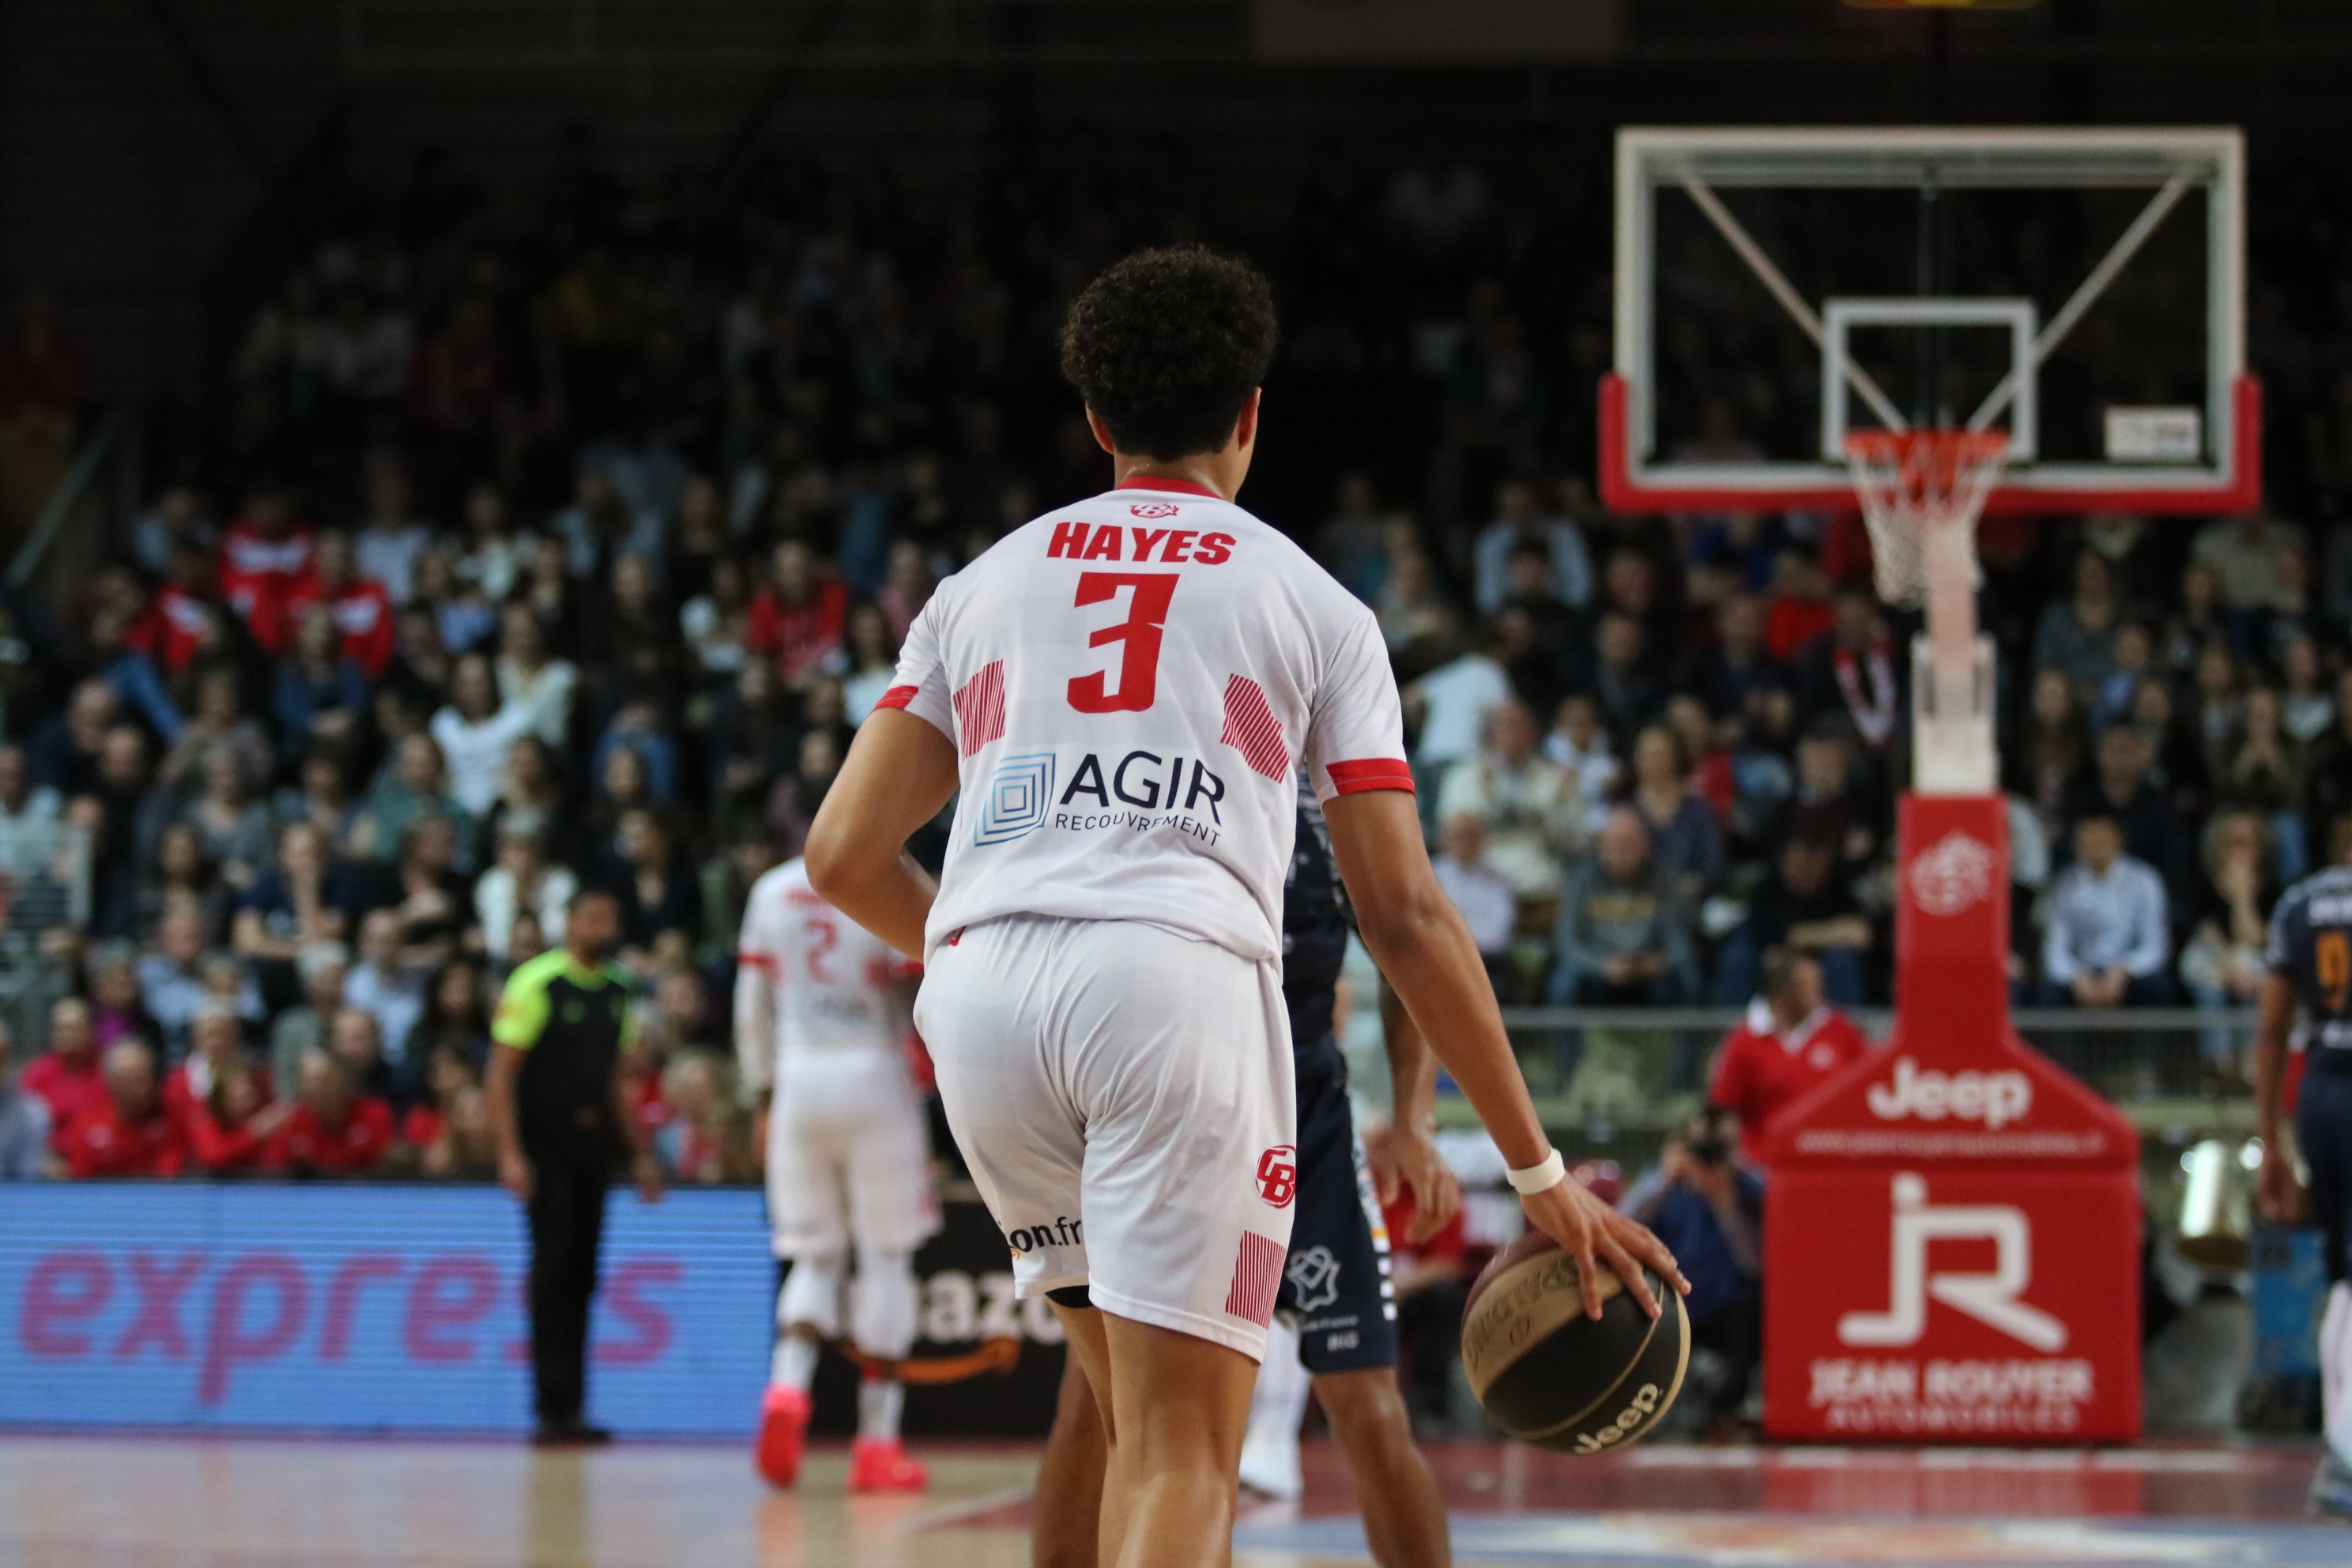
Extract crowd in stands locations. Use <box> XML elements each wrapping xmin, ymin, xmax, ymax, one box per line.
<box><xmin>2</xmin><ymin>127</ymin><xmax>2352</xmax><ymax>1180</ymax></box>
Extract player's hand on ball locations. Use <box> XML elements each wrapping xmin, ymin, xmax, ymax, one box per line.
<box><xmin>2256</xmin><ymin>1142</ymin><xmax>2302</xmax><ymax>1224</ymax></box>
<box><xmin>499</xmin><ymin>1151</ymin><xmax>535</xmax><ymax>1203</ymax></box>
<box><xmin>1520</xmin><ymin>1174</ymin><xmax>1688</xmax><ymax>1321</ymax></box>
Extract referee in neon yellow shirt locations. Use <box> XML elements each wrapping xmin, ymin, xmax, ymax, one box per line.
<box><xmin>486</xmin><ymin>888</ymin><xmax>665</xmax><ymax>1445</ymax></box>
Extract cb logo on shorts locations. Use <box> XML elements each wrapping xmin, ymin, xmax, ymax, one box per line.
<box><xmin>1256</xmin><ymin>1145</ymin><xmax>1298</xmax><ymax>1208</ymax></box>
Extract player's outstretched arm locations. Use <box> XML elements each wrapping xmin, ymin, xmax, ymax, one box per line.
<box><xmin>804</xmin><ymin>707</ymin><xmax>962</xmax><ymax>956</ymax></box>
<box><xmin>1325</xmin><ymin>787</ymin><xmax>1687</xmax><ymax>1317</ymax></box>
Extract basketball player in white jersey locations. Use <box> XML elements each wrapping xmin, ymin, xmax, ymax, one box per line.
<box><xmin>736</xmin><ymin>856</ymin><xmax>940</xmax><ymax>1493</ymax></box>
<box><xmin>805</xmin><ymin>246</ymin><xmax>1684</xmax><ymax>1567</ymax></box>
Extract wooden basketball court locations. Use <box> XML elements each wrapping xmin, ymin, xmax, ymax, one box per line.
<box><xmin>0</xmin><ymin>1433</ymin><xmax>2340</xmax><ymax>1567</ymax></box>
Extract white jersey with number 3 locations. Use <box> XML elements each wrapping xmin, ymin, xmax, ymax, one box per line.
<box><xmin>882</xmin><ymin>477</ymin><xmax>1412</xmax><ymax>963</ymax></box>
<box><xmin>734</xmin><ymin>858</ymin><xmax>917</xmax><ymax>1093</ymax></box>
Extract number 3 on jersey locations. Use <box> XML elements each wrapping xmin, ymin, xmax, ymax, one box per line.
<box><xmin>1068</xmin><ymin>571</ymin><xmax>1178</xmax><ymax>714</ymax></box>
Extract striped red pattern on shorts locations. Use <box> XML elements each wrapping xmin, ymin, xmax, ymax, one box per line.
<box><xmin>952</xmin><ymin>660</ymin><xmax>1007</xmax><ymax>756</ymax></box>
<box><xmin>1219</xmin><ymin>675</ymin><xmax>1290</xmax><ymax>780</ymax></box>
<box><xmin>1223</xmin><ymin>1231</ymin><xmax>1285</xmax><ymax>1325</ymax></box>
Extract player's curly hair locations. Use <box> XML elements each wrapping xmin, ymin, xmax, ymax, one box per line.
<box><xmin>1057</xmin><ymin>246</ymin><xmax>1280</xmax><ymax>461</ymax></box>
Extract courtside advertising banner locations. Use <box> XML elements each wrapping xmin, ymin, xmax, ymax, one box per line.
<box><xmin>0</xmin><ymin>1185</ymin><xmax>1061</xmax><ymax>1436</ymax></box>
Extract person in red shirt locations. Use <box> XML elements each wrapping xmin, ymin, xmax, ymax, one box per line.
<box><xmin>744</xmin><ymin>539</ymin><xmax>847</xmax><ymax>686</ymax></box>
<box><xmin>126</xmin><ymin>539</ymin><xmax>226</xmax><ymax>677</ymax></box>
<box><xmin>266</xmin><ymin>1047</ymin><xmax>393</xmax><ymax>1175</ymax></box>
<box><xmin>58</xmin><ymin>1041</ymin><xmax>186</xmax><ymax>1178</ymax></box>
<box><xmin>286</xmin><ymin>530</ymin><xmax>396</xmax><ymax>679</ymax></box>
<box><xmin>1707</xmin><ymin>946</ymin><xmax>1874</xmax><ymax>1165</ymax></box>
<box><xmin>186</xmin><ymin>1061</ymin><xmax>287</xmax><ymax>1174</ymax></box>
<box><xmin>163</xmin><ymin>1001</ymin><xmax>270</xmax><ymax>1126</ymax></box>
<box><xmin>216</xmin><ymin>487</ymin><xmax>318</xmax><ymax>658</ymax></box>
<box><xmin>20</xmin><ymin>995</ymin><xmax>106</xmax><ymax>1144</ymax></box>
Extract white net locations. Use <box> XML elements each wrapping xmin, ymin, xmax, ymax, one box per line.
<box><xmin>1845</xmin><ymin>430</ymin><xmax>2010</xmax><ymax>609</ymax></box>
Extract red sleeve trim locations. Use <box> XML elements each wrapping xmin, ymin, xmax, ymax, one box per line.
<box><xmin>1325</xmin><ymin>758</ymin><xmax>1415</xmax><ymax>795</ymax></box>
<box><xmin>875</xmin><ymin>684</ymin><xmax>921</xmax><ymax>712</ymax></box>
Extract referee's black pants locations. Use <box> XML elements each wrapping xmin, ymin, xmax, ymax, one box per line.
<box><xmin>526</xmin><ymin>1149</ymin><xmax>611</xmax><ymax>1423</ymax></box>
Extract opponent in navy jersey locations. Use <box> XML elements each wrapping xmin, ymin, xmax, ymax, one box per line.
<box><xmin>2255</xmin><ymin>853</ymin><xmax>2352</xmax><ymax>1515</ymax></box>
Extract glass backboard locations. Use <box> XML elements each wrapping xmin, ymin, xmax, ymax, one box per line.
<box><xmin>1602</xmin><ymin>126</ymin><xmax>2256</xmax><ymax>517</ymax></box>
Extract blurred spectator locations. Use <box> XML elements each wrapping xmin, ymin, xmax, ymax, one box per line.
<box><xmin>1619</xmin><ymin>1107</ymin><xmax>1762</xmax><ymax>1437</ymax></box>
<box><xmin>1434</xmin><ymin>695</ymin><xmax>1585</xmax><ymax>902</ymax></box>
<box><xmin>0</xmin><ymin>741</ymin><xmax>61</xmax><ymax>855</ymax></box>
<box><xmin>610</xmin><ymin>809</ymin><xmax>701</xmax><ymax>963</ymax></box>
<box><xmin>2038</xmin><ymin>813</ymin><xmax>2174</xmax><ymax>1007</ymax></box>
<box><xmin>1708</xmin><ymin>948</ymin><xmax>1872</xmax><ymax>1162</ymax></box>
<box><xmin>1542</xmin><ymin>690</ymin><xmax>1619</xmax><ymax>815</ymax></box>
<box><xmin>1796</xmin><ymin>590</ymin><xmax>1902</xmax><ymax>757</ymax></box>
<box><xmin>1313</xmin><ymin>472</ymin><xmax>1398</xmax><ymax>604</ymax></box>
<box><xmin>1619</xmin><ymin>725</ymin><xmax>1724</xmax><ymax>908</ymax></box>
<box><xmin>80</xmin><ymin>722</ymin><xmax>170</xmax><ymax>937</ymax></box>
<box><xmin>57</xmin><ymin>1040</ymin><xmax>184</xmax><ymax>1178</ymax></box>
<box><xmin>353</xmin><ymin>733</ymin><xmax>464</xmax><ymax>864</ymax></box>
<box><xmin>0</xmin><ymin>1020</ymin><xmax>50</xmax><ymax>1178</ymax></box>
<box><xmin>476</xmin><ymin>817</ymin><xmax>578</xmax><ymax>963</ymax></box>
<box><xmin>269</xmin><ymin>939</ymin><xmax>349</xmax><ymax>1093</ymax></box>
<box><xmin>179</xmin><ymin>743</ymin><xmax>273</xmax><ymax>888</ymax></box>
<box><xmin>85</xmin><ymin>941</ymin><xmax>159</xmax><ymax>1053</ymax></box>
<box><xmin>271</xmin><ymin>605</ymin><xmax>372</xmax><ymax>758</ymax></box>
<box><xmin>298</xmin><ymin>530</ymin><xmax>397</xmax><ymax>679</ymax></box>
<box><xmin>2192</xmin><ymin>511</ymin><xmax>2299</xmax><ymax>615</ymax></box>
<box><xmin>216</xmin><ymin>486</ymin><xmax>317</xmax><ymax>658</ymax></box>
<box><xmin>186</xmin><ymin>1059</ymin><xmax>286</xmax><ymax>1174</ymax></box>
<box><xmin>495</xmin><ymin>602</ymin><xmax>579</xmax><ymax>748</ymax></box>
<box><xmin>167</xmin><ymin>1000</ymin><xmax>262</xmax><ymax>1121</ymax></box>
<box><xmin>354</xmin><ymin>462</ymin><xmax>433</xmax><ymax>606</ymax></box>
<box><xmin>840</xmin><ymin>601</ymin><xmax>903</xmax><ymax>726</ymax></box>
<box><xmin>329</xmin><ymin>1004</ymin><xmax>401</xmax><ymax>1106</ymax></box>
<box><xmin>1473</xmin><ymin>477</ymin><xmax>1591</xmax><ymax>614</ymax></box>
<box><xmin>21</xmin><ymin>995</ymin><xmax>104</xmax><ymax>1139</ymax></box>
<box><xmin>1718</xmin><ymin>835</ymin><xmax>1871</xmax><ymax>1007</ymax></box>
<box><xmin>654</xmin><ymin>1049</ymin><xmax>737</xmax><ymax>1182</ymax></box>
<box><xmin>2064</xmin><ymin>723</ymin><xmax>2192</xmax><ymax>899</ymax></box>
<box><xmin>1592</xmin><ymin>610</ymin><xmax>1663</xmax><ymax>741</ymax></box>
<box><xmin>233</xmin><ymin>820</ymin><xmax>364</xmax><ymax>1004</ymax></box>
<box><xmin>2033</xmin><ymin>550</ymin><xmax>2124</xmax><ymax>697</ymax></box>
<box><xmin>1404</xmin><ymin>623</ymin><xmax>1510</xmax><ymax>781</ymax></box>
<box><xmin>746</xmin><ymin>538</ymin><xmax>846</xmax><ymax>684</ymax></box>
<box><xmin>432</xmin><ymin>653</ymin><xmax>535</xmax><ymax>816</ymax></box>
<box><xmin>1430</xmin><ymin>814</ymin><xmax>1516</xmax><ymax>963</ymax></box>
<box><xmin>2217</xmin><ymin>687</ymin><xmax>2309</xmax><ymax>882</ymax></box>
<box><xmin>407</xmin><ymin>959</ymin><xmax>492</xmax><ymax>1081</ymax></box>
<box><xmin>2180</xmin><ymin>809</ymin><xmax>2277</xmax><ymax>1072</ymax></box>
<box><xmin>346</xmin><ymin>908</ymin><xmax>428</xmax><ymax>1066</ymax></box>
<box><xmin>403</xmin><ymin>1043</ymin><xmax>494</xmax><ymax>1178</ymax></box>
<box><xmin>1549</xmin><ymin>808</ymin><xmax>1696</xmax><ymax>1006</ymax></box>
<box><xmin>266</xmin><ymin>1047</ymin><xmax>393</xmax><ymax>1174</ymax></box>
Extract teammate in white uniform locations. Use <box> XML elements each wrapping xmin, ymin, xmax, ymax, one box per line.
<box><xmin>805</xmin><ymin>247</ymin><xmax>1683</xmax><ymax>1567</ymax></box>
<box><xmin>735</xmin><ymin>857</ymin><xmax>940</xmax><ymax>1492</ymax></box>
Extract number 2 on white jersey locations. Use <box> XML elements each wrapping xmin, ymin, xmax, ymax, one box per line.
<box><xmin>1068</xmin><ymin>571</ymin><xmax>1178</xmax><ymax>714</ymax></box>
<box><xmin>801</xmin><ymin>916</ymin><xmax>839</xmax><ymax>984</ymax></box>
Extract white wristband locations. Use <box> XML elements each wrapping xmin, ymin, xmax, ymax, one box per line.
<box><xmin>1506</xmin><ymin>1148</ymin><xmax>1567</xmax><ymax>1195</ymax></box>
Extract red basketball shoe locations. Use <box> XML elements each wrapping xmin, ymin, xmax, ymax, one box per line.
<box><xmin>755</xmin><ymin>1386</ymin><xmax>811</xmax><ymax>1487</ymax></box>
<box><xmin>846</xmin><ymin>1437</ymin><xmax>927</xmax><ymax>1493</ymax></box>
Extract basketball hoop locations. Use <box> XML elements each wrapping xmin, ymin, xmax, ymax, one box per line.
<box><xmin>1844</xmin><ymin>428</ymin><xmax>2010</xmax><ymax>610</ymax></box>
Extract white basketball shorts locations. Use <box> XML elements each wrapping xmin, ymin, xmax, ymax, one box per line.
<box><xmin>766</xmin><ymin>1049</ymin><xmax>941</xmax><ymax>1258</ymax></box>
<box><xmin>915</xmin><ymin>915</ymin><xmax>1298</xmax><ymax>1363</ymax></box>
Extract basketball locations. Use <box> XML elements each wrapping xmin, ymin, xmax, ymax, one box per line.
<box><xmin>1459</xmin><ymin>1229</ymin><xmax>1690</xmax><ymax>1455</ymax></box>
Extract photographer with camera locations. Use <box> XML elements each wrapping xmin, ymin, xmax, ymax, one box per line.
<box><xmin>1619</xmin><ymin>1106</ymin><xmax>1763</xmax><ymax>1440</ymax></box>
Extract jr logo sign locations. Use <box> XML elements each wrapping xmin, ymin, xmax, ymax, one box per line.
<box><xmin>1837</xmin><ymin>1172</ymin><xmax>2067</xmax><ymax>1354</ymax></box>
